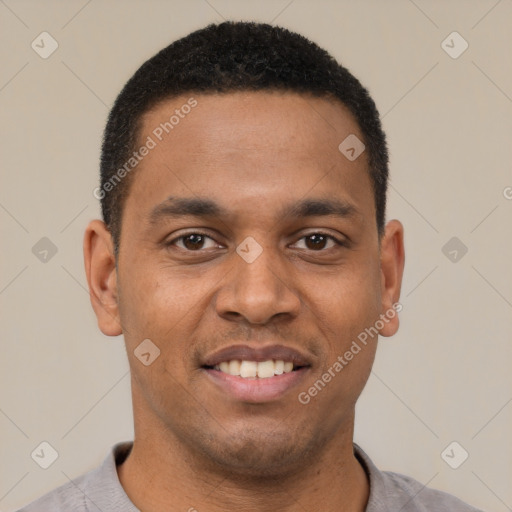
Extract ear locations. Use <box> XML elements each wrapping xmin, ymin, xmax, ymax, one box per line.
<box><xmin>83</xmin><ymin>219</ymin><xmax>123</xmax><ymax>336</ymax></box>
<box><xmin>378</xmin><ymin>219</ymin><xmax>405</xmax><ymax>337</ymax></box>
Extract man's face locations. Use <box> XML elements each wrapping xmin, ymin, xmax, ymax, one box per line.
<box><xmin>91</xmin><ymin>91</ymin><xmax>403</xmax><ymax>476</ymax></box>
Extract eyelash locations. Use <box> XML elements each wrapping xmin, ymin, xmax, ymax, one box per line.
<box><xmin>167</xmin><ymin>231</ymin><xmax>347</xmax><ymax>251</ymax></box>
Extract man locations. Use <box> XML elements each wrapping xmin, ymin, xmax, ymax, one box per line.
<box><xmin>18</xmin><ymin>21</ymin><xmax>483</xmax><ymax>512</ymax></box>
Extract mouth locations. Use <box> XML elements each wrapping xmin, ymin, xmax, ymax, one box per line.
<box><xmin>201</xmin><ymin>345</ymin><xmax>312</xmax><ymax>402</ymax></box>
<box><xmin>203</xmin><ymin>359</ymin><xmax>306</xmax><ymax>378</ymax></box>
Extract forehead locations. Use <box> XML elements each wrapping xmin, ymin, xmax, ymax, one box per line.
<box><xmin>125</xmin><ymin>91</ymin><xmax>373</xmax><ymax>225</ymax></box>
<box><xmin>140</xmin><ymin>91</ymin><xmax>363</xmax><ymax>159</ymax></box>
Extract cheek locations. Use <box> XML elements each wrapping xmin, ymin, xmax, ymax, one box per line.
<box><xmin>302</xmin><ymin>285</ymin><xmax>380</xmax><ymax>421</ymax></box>
<box><xmin>118</xmin><ymin>261</ymin><xmax>196</xmax><ymax>336</ymax></box>
<box><xmin>117</xmin><ymin>262</ymin><xmax>215</xmax><ymax>385</ymax></box>
<box><xmin>308</xmin><ymin>259</ymin><xmax>382</xmax><ymax>338</ymax></box>
<box><xmin>304</xmin><ymin>257</ymin><xmax>381</xmax><ymax>401</ymax></box>
<box><xmin>118</xmin><ymin>268</ymin><xmax>200</xmax><ymax>407</ymax></box>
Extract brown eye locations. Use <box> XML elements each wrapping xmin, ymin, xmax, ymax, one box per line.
<box><xmin>304</xmin><ymin>234</ymin><xmax>329</xmax><ymax>250</ymax></box>
<box><xmin>170</xmin><ymin>233</ymin><xmax>218</xmax><ymax>251</ymax></box>
<box><xmin>182</xmin><ymin>234</ymin><xmax>205</xmax><ymax>250</ymax></box>
<box><xmin>293</xmin><ymin>233</ymin><xmax>341</xmax><ymax>251</ymax></box>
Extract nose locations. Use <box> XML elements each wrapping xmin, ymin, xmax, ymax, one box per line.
<box><xmin>215</xmin><ymin>244</ymin><xmax>301</xmax><ymax>325</ymax></box>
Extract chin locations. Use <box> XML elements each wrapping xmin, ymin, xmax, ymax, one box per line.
<box><xmin>198</xmin><ymin>426</ymin><xmax>322</xmax><ymax>479</ymax></box>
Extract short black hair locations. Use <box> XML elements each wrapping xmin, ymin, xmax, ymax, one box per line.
<box><xmin>99</xmin><ymin>21</ymin><xmax>389</xmax><ymax>256</ymax></box>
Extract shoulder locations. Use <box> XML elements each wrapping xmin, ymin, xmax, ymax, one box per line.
<box><xmin>16</xmin><ymin>472</ymin><xmax>91</xmax><ymax>512</ymax></box>
<box><xmin>353</xmin><ymin>443</ymin><xmax>485</xmax><ymax>512</ymax></box>
<box><xmin>382</xmin><ymin>469</ymin><xmax>485</xmax><ymax>511</ymax></box>
<box><xmin>16</xmin><ymin>442</ymin><xmax>136</xmax><ymax>512</ymax></box>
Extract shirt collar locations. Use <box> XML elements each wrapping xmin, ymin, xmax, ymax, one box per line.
<box><xmin>101</xmin><ymin>441</ymin><xmax>388</xmax><ymax>511</ymax></box>
<box><xmin>353</xmin><ymin>442</ymin><xmax>392</xmax><ymax>512</ymax></box>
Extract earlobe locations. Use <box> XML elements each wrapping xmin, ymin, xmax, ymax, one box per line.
<box><xmin>83</xmin><ymin>220</ymin><xmax>123</xmax><ymax>336</ymax></box>
<box><xmin>378</xmin><ymin>219</ymin><xmax>405</xmax><ymax>337</ymax></box>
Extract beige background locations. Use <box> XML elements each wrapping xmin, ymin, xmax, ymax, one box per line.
<box><xmin>1</xmin><ymin>0</ymin><xmax>511</xmax><ymax>510</ymax></box>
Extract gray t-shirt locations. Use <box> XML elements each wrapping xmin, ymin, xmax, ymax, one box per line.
<box><xmin>17</xmin><ymin>441</ymin><xmax>484</xmax><ymax>511</ymax></box>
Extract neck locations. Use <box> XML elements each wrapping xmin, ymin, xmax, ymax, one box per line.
<box><xmin>117</xmin><ymin>415</ymin><xmax>369</xmax><ymax>512</ymax></box>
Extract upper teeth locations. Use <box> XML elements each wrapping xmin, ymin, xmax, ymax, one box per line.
<box><xmin>214</xmin><ymin>360</ymin><xmax>294</xmax><ymax>378</ymax></box>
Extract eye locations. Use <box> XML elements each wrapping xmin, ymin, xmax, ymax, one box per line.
<box><xmin>170</xmin><ymin>233</ymin><xmax>220</xmax><ymax>251</ymax></box>
<box><xmin>292</xmin><ymin>233</ymin><xmax>344</xmax><ymax>251</ymax></box>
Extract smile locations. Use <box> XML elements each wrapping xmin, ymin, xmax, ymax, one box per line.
<box><xmin>211</xmin><ymin>359</ymin><xmax>296</xmax><ymax>379</ymax></box>
<box><xmin>200</xmin><ymin>344</ymin><xmax>312</xmax><ymax>401</ymax></box>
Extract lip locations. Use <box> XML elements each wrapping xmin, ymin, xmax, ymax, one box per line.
<box><xmin>201</xmin><ymin>344</ymin><xmax>312</xmax><ymax>368</ymax></box>
<box><xmin>203</xmin><ymin>366</ymin><xmax>310</xmax><ymax>403</ymax></box>
<box><xmin>200</xmin><ymin>344</ymin><xmax>313</xmax><ymax>403</ymax></box>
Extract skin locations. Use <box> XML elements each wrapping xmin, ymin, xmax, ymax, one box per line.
<box><xmin>84</xmin><ymin>91</ymin><xmax>404</xmax><ymax>512</ymax></box>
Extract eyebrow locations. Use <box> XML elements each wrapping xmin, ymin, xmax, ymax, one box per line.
<box><xmin>280</xmin><ymin>198</ymin><xmax>358</xmax><ymax>220</ymax></box>
<box><xmin>148</xmin><ymin>196</ymin><xmax>359</xmax><ymax>225</ymax></box>
<box><xmin>149</xmin><ymin>197</ymin><xmax>227</xmax><ymax>225</ymax></box>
